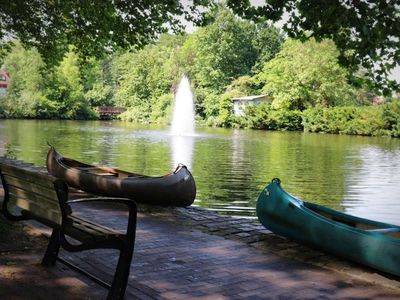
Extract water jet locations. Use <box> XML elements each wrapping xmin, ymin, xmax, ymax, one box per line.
<box><xmin>171</xmin><ymin>76</ymin><xmax>195</xmax><ymax>136</ymax></box>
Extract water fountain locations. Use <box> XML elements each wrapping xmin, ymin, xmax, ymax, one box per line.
<box><xmin>170</xmin><ymin>75</ymin><xmax>195</xmax><ymax>168</ymax></box>
<box><xmin>171</xmin><ymin>75</ymin><xmax>195</xmax><ymax>136</ymax></box>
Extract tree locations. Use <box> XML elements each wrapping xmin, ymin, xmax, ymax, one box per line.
<box><xmin>113</xmin><ymin>34</ymin><xmax>186</xmax><ymax>122</ymax></box>
<box><xmin>0</xmin><ymin>0</ymin><xmax>206</xmax><ymax>64</ymax></box>
<box><xmin>2</xmin><ymin>1</ymin><xmax>396</xmax><ymax>93</ymax></box>
<box><xmin>49</xmin><ymin>47</ymin><xmax>92</xmax><ymax>118</ymax></box>
<box><xmin>251</xmin><ymin>19</ymin><xmax>284</xmax><ymax>74</ymax></box>
<box><xmin>185</xmin><ymin>7</ymin><xmax>259</xmax><ymax>94</ymax></box>
<box><xmin>179</xmin><ymin>6</ymin><xmax>282</xmax><ymax>120</ymax></box>
<box><xmin>225</xmin><ymin>0</ymin><xmax>400</xmax><ymax>94</ymax></box>
<box><xmin>1</xmin><ymin>42</ymin><xmax>47</xmax><ymax>117</ymax></box>
<box><xmin>257</xmin><ymin>38</ymin><xmax>354</xmax><ymax>110</ymax></box>
<box><xmin>82</xmin><ymin>57</ymin><xmax>115</xmax><ymax>107</ymax></box>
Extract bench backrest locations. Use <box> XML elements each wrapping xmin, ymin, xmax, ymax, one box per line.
<box><xmin>0</xmin><ymin>163</ymin><xmax>69</xmax><ymax>227</ymax></box>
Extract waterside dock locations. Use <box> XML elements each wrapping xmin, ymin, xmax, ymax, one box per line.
<box><xmin>0</xmin><ymin>158</ymin><xmax>399</xmax><ymax>299</ymax></box>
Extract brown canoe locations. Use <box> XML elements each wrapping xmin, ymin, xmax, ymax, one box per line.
<box><xmin>46</xmin><ymin>146</ymin><xmax>196</xmax><ymax>207</ymax></box>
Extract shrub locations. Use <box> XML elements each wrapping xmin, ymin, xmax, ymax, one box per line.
<box><xmin>303</xmin><ymin>103</ymin><xmax>400</xmax><ymax>137</ymax></box>
<box><xmin>150</xmin><ymin>93</ymin><xmax>173</xmax><ymax>124</ymax></box>
<box><xmin>234</xmin><ymin>104</ymin><xmax>303</xmax><ymax>130</ymax></box>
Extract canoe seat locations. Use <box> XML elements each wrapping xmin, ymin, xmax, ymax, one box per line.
<box><xmin>367</xmin><ymin>228</ymin><xmax>400</xmax><ymax>234</ymax></box>
<box><xmin>0</xmin><ymin>162</ymin><xmax>137</xmax><ymax>300</ymax></box>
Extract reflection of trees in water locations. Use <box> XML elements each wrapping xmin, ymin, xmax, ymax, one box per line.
<box><xmin>6</xmin><ymin>120</ymin><xmax>171</xmax><ymax>174</ymax></box>
<box><xmin>4</xmin><ymin>119</ymin><xmax>400</xmax><ymax>223</ymax></box>
<box><xmin>191</xmin><ymin>130</ymin><xmax>258</xmax><ymax>217</ymax></box>
<box><xmin>4</xmin><ymin>142</ymin><xmax>16</xmax><ymax>160</ymax></box>
<box><xmin>238</xmin><ymin>131</ymin><xmax>348</xmax><ymax>210</ymax></box>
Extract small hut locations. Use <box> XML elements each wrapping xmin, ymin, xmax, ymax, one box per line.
<box><xmin>232</xmin><ymin>95</ymin><xmax>271</xmax><ymax>116</ymax></box>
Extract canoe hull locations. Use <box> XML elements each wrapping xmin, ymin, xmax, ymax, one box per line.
<box><xmin>256</xmin><ymin>179</ymin><xmax>400</xmax><ymax>276</ymax></box>
<box><xmin>47</xmin><ymin>147</ymin><xmax>196</xmax><ymax>207</ymax></box>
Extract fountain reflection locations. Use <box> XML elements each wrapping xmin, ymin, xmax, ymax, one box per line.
<box><xmin>171</xmin><ymin>135</ymin><xmax>194</xmax><ymax>169</ymax></box>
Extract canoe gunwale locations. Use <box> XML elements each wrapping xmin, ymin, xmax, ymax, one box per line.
<box><xmin>272</xmin><ymin>181</ymin><xmax>400</xmax><ymax>238</ymax></box>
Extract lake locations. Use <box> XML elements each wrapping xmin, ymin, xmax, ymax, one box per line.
<box><xmin>1</xmin><ymin>119</ymin><xmax>400</xmax><ymax>225</ymax></box>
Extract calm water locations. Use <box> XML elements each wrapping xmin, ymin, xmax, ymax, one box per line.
<box><xmin>1</xmin><ymin>119</ymin><xmax>400</xmax><ymax>225</ymax></box>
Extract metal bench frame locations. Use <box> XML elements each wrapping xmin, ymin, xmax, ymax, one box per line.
<box><xmin>0</xmin><ymin>163</ymin><xmax>137</xmax><ymax>300</ymax></box>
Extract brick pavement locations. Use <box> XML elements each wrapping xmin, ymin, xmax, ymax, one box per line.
<box><xmin>12</xmin><ymin>201</ymin><xmax>397</xmax><ymax>300</ymax></box>
<box><xmin>1</xmin><ymin>158</ymin><xmax>400</xmax><ymax>299</ymax></box>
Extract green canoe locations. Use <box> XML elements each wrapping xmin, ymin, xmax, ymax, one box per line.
<box><xmin>256</xmin><ymin>178</ymin><xmax>400</xmax><ymax>276</ymax></box>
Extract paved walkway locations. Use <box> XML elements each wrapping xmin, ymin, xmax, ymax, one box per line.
<box><xmin>1</xmin><ymin>201</ymin><xmax>399</xmax><ymax>300</ymax></box>
<box><xmin>0</xmin><ymin>159</ymin><xmax>400</xmax><ymax>299</ymax></box>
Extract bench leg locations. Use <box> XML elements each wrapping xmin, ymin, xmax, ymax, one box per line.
<box><xmin>107</xmin><ymin>247</ymin><xmax>134</xmax><ymax>300</ymax></box>
<box><xmin>42</xmin><ymin>228</ymin><xmax>61</xmax><ymax>266</ymax></box>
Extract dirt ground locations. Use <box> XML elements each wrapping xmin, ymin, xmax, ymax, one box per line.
<box><xmin>0</xmin><ymin>216</ymin><xmax>98</xmax><ymax>300</ymax></box>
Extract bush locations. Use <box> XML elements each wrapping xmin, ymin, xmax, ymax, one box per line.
<box><xmin>303</xmin><ymin>102</ymin><xmax>400</xmax><ymax>137</ymax></box>
<box><xmin>150</xmin><ymin>93</ymin><xmax>173</xmax><ymax>124</ymax></box>
<box><xmin>234</xmin><ymin>104</ymin><xmax>303</xmax><ymax>131</ymax></box>
<box><xmin>382</xmin><ymin>101</ymin><xmax>400</xmax><ymax>137</ymax></box>
<box><xmin>268</xmin><ymin>109</ymin><xmax>303</xmax><ymax>131</ymax></box>
<box><xmin>118</xmin><ymin>107</ymin><xmax>148</xmax><ymax>123</ymax></box>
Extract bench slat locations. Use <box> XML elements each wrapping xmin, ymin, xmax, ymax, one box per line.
<box><xmin>4</xmin><ymin>174</ymin><xmax>59</xmax><ymax>198</ymax></box>
<box><xmin>1</xmin><ymin>164</ymin><xmax>58</xmax><ymax>188</ymax></box>
<box><xmin>7</xmin><ymin>184</ymin><xmax>60</xmax><ymax>210</ymax></box>
<box><xmin>69</xmin><ymin>215</ymin><xmax>121</xmax><ymax>235</ymax></box>
<box><xmin>64</xmin><ymin>216</ymin><xmax>122</xmax><ymax>243</ymax></box>
<box><xmin>9</xmin><ymin>194</ymin><xmax>62</xmax><ymax>225</ymax></box>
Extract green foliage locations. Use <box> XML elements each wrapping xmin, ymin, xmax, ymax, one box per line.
<box><xmin>0</xmin><ymin>1</ymin><xmax>205</xmax><ymax>64</ymax></box>
<box><xmin>216</xmin><ymin>94</ymin><xmax>234</xmax><ymax>127</ymax></box>
<box><xmin>208</xmin><ymin>76</ymin><xmax>260</xmax><ymax>127</ymax></box>
<box><xmin>251</xmin><ymin>20</ymin><xmax>284</xmax><ymax>74</ymax></box>
<box><xmin>85</xmin><ymin>83</ymin><xmax>114</xmax><ymax>107</ymax></box>
<box><xmin>186</xmin><ymin>7</ymin><xmax>261</xmax><ymax>93</ymax></box>
<box><xmin>113</xmin><ymin>34</ymin><xmax>185</xmax><ymax>123</ymax></box>
<box><xmin>302</xmin><ymin>103</ymin><xmax>400</xmax><ymax>137</ymax></box>
<box><xmin>181</xmin><ymin>6</ymin><xmax>282</xmax><ymax>119</ymax></box>
<box><xmin>49</xmin><ymin>47</ymin><xmax>94</xmax><ymax>119</ymax></box>
<box><xmin>231</xmin><ymin>101</ymin><xmax>400</xmax><ymax>137</ymax></box>
<box><xmin>382</xmin><ymin>101</ymin><xmax>400</xmax><ymax>137</ymax></box>
<box><xmin>79</xmin><ymin>57</ymin><xmax>115</xmax><ymax>108</ymax></box>
<box><xmin>1</xmin><ymin>1</ymin><xmax>398</xmax><ymax>93</ymax></box>
<box><xmin>0</xmin><ymin>3</ymin><xmax>396</xmax><ymax>138</ymax></box>
<box><xmin>118</xmin><ymin>107</ymin><xmax>146</xmax><ymax>123</ymax></box>
<box><xmin>225</xmin><ymin>76</ymin><xmax>261</xmax><ymax>97</ymax></box>
<box><xmin>1</xmin><ymin>42</ymin><xmax>49</xmax><ymax>117</ymax></box>
<box><xmin>34</xmin><ymin>98</ymin><xmax>60</xmax><ymax>119</ymax></box>
<box><xmin>118</xmin><ymin>93</ymin><xmax>173</xmax><ymax>124</ymax></box>
<box><xmin>235</xmin><ymin>104</ymin><xmax>303</xmax><ymax>131</ymax></box>
<box><xmin>202</xmin><ymin>91</ymin><xmax>221</xmax><ymax>120</ymax></box>
<box><xmin>149</xmin><ymin>93</ymin><xmax>174</xmax><ymax>124</ymax></box>
<box><xmin>257</xmin><ymin>39</ymin><xmax>355</xmax><ymax>110</ymax></box>
<box><xmin>227</xmin><ymin>0</ymin><xmax>400</xmax><ymax>94</ymax></box>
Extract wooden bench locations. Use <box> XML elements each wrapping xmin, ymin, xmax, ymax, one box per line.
<box><xmin>0</xmin><ymin>162</ymin><xmax>137</xmax><ymax>300</ymax></box>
